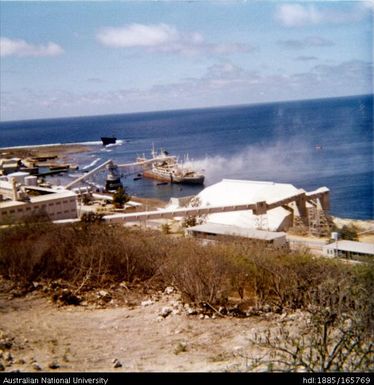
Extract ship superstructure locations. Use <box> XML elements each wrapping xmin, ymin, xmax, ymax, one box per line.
<box><xmin>137</xmin><ymin>148</ymin><xmax>204</xmax><ymax>185</ymax></box>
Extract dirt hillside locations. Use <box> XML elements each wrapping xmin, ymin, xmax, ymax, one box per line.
<box><xmin>0</xmin><ymin>286</ymin><xmax>287</xmax><ymax>373</ymax></box>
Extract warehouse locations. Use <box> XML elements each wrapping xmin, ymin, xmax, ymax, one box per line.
<box><xmin>187</xmin><ymin>222</ymin><xmax>287</xmax><ymax>248</ymax></box>
<box><xmin>322</xmin><ymin>240</ymin><xmax>374</xmax><ymax>261</ymax></box>
<box><xmin>189</xmin><ymin>179</ymin><xmax>330</xmax><ymax>233</ymax></box>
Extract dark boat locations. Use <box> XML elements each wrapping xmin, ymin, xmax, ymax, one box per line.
<box><xmin>101</xmin><ymin>136</ymin><xmax>117</xmax><ymax>146</ymax></box>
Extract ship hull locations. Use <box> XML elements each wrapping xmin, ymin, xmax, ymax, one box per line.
<box><xmin>143</xmin><ymin>170</ymin><xmax>204</xmax><ymax>185</ymax></box>
<box><xmin>101</xmin><ymin>137</ymin><xmax>117</xmax><ymax>146</ymax></box>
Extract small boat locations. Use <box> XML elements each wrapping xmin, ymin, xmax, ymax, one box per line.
<box><xmin>101</xmin><ymin>136</ymin><xmax>117</xmax><ymax>146</ymax></box>
<box><xmin>133</xmin><ymin>177</ymin><xmax>142</xmax><ymax>181</ymax></box>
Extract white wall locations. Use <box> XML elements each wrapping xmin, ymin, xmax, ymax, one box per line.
<box><xmin>0</xmin><ymin>194</ymin><xmax>78</xmax><ymax>224</ymax></box>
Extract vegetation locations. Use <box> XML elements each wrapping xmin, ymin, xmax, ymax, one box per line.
<box><xmin>161</xmin><ymin>223</ymin><xmax>171</xmax><ymax>235</ymax></box>
<box><xmin>80</xmin><ymin>212</ymin><xmax>104</xmax><ymax>223</ymax></box>
<box><xmin>0</xmin><ymin>219</ymin><xmax>372</xmax><ymax>371</ymax></box>
<box><xmin>340</xmin><ymin>224</ymin><xmax>359</xmax><ymax>241</ymax></box>
<box><xmin>81</xmin><ymin>194</ymin><xmax>92</xmax><ymax>206</ymax></box>
<box><xmin>330</xmin><ymin>223</ymin><xmax>359</xmax><ymax>242</ymax></box>
<box><xmin>182</xmin><ymin>216</ymin><xmax>197</xmax><ymax>228</ymax></box>
<box><xmin>247</xmin><ymin>307</ymin><xmax>373</xmax><ymax>372</ymax></box>
<box><xmin>112</xmin><ymin>187</ymin><xmax>130</xmax><ymax>209</ymax></box>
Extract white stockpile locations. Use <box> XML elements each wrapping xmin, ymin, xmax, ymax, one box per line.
<box><xmin>192</xmin><ymin>179</ymin><xmax>304</xmax><ymax>231</ymax></box>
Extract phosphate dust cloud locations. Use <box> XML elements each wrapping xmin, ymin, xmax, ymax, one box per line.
<box><xmin>185</xmin><ymin>137</ymin><xmax>371</xmax><ymax>187</ymax></box>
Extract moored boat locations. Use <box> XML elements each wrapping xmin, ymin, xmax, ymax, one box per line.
<box><xmin>137</xmin><ymin>148</ymin><xmax>204</xmax><ymax>185</ymax></box>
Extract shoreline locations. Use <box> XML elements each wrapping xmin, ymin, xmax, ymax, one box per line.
<box><xmin>1</xmin><ymin>144</ymin><xmax>373</xmax><ymax>224</ymax></box>
<box><xmin>0</xmin><ymin>141</ymin><xmax>103</xmax><ymax>151</ymax></box>
<box><xmin>0</xmin><ymin>143</ymin><xmax>96</xmax><ymax>159</ymax></box>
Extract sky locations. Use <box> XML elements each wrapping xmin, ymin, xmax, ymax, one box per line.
<box><xmin>0</xmin><ymin>0</ymin><xmax>373</xmax><ymax>121</ymax></box>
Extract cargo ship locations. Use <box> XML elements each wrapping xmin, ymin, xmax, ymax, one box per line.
<box><xmin>137</xmin><ymin>148</ymin><xmax>204</xmax><ymax>185</ymax></box>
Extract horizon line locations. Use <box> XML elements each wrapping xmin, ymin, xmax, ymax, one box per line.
<box><xmin>1</xmin><ymin>92</ymin><xmax>372</xmax><ymax>124</ymax></box>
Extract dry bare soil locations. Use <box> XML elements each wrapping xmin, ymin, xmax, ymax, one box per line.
<box><xmin>0</xmin><ymin>285</ymin><xmax>287</xmax><ymax>373</ymax></box>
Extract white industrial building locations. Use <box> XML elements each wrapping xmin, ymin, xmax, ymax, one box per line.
<box><xmin>0</xmin><ymin>173</ymin><xmax>78</xmax><ymax>224</ymax></box>
<box><xmin>186</xmin><ymin>179</ymin><xmax>330</xmax><ymax>233</ymax></box>
<box><xmin>187</xmin><ymin>223</ymin><xmax>287</xmax><ymax>248</ymax></box>
<box><xmin>322</xmin><ymin>240</ymin><xmax>374</xmax><ymax>260</ymax></box>
<box><xmin>0</xmin><ymin>190</ymin><xmax>78</xmax><ymax>224</ymax></box>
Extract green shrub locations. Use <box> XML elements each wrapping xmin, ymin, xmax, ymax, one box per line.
<box><xmin>112</xmin><ymin>187</ymin><xmax>130</xmax><ymax>209</ymax></box>
<box><xmin>340</xmin><ymin>224</ymin><xmax>359</xmax><ymax>241</ymax></box>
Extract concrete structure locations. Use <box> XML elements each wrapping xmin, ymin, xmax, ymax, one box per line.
<box><xmin>190</xmin><ymin>179</ymin><xmax>329</xmax><ymax>232</ymax></box>
<box><xmin>24</xmin><ymin>175</ymin><xmax>38</xmax><ymax>186</ymax></box>
<box><xmin>0</xmin><ymin>190</ymin><xmax>78</xmax><ymax>224</ymax></box>
<box><xmin>7</xmin><ymin>171</ymin><xmax>30</xmax><ymax>184</ymax></box>
<box><xmin>187</xmin><ymin>223</ymin><xmax>287</xmax><ymax>248</ymax></box>
<box><xmin>103</xmin><ymin>179</ymin><xmax>330</xmax><ymax>235</ymax></box>
<box><xmin>0</xmin><ymin>158</ymin><xmax>22</xmax><ymax>175</ymax></box>
<box><xmin>322</xmin><ymin>240</ymin><xmax>374</xmax><ymax>260</ymax></box>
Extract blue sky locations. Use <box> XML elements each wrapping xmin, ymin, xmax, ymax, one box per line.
<box><xmin>0</xmin><ymin>1</ymin><xmax>373</xmax><ymax>121</ymax></box>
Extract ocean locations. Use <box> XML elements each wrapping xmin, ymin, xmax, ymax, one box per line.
<box><xmin>0</xmin><ymin>94</ymin><xmax>373</xmax><ymax>220</ymax></box>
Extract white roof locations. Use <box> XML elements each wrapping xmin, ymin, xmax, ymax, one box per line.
<box><xmin>194</xmin><ymin>179</ymin><xmax>300</xmax><ymax>231</ymax></box>
<box><xmin>197</xmin><ymin>179</ymin><xmax>301</xmax><ymax>206</ymax></box>
<box><xmin>7</xmin><ymin>171</ymin><xmax>30</xmax><ymax>177</ymax></box>
<box><xmin>323</xmin><ymin>240</ymin><xmax>374</xmax><ymax>255</ymax></box>
<box><xmin>30</xmin><ymin>190</ymin><xmax>77</xmax><ymax>203</ymax></box>
<box><xmin>0</xmin><ymin>190</ymin><xmax>77</xmax><ymax>208</ymax></box>
<box><xmin>188</xmin><ymin>223</ymin><xmax>286</xmax><ymax>241</ymax></box>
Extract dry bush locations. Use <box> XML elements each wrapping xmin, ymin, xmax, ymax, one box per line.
<box><xmin>266</xmin><ymin>252</ymin><xmax>351</xmax><ymax>310</ymax></box>
<box><xmin>245</xmin><ymin>273</ymin><xmax>374</xmax><ymax>372</ymax></box>
<box><xmin>2</xmin><ymin>220</ymin><xmax>371</xmax><ymax>370</ymax></box>
<box><xmin>247</xmin><ymin>309</ymin><xmax>373</xmax><ymax>372</ymax></box>
<box><xmin>349</xmin><ymin>261</ymin><xmax>374</xmax><ymax>334</ymax></box>
<box><xmin>0</xmin><ymin>221</ymin><xmax>56</xmax><ymax>282</ymax></box>
<box><xmin>0</xmin><ymin>222</ymin><xmax>167</xmax><ymax>288</ymax></box>
<box><xmin>220</xmin><ymin>240</ymin><xmax>354</xmax><ymax>312</ymax></box>
<box><xmin>242</xmin><ymin>262</ymin><xmax>374</xmax><ymax>372</ymax></box>
<box><xmin>0</xmin><ymin>220</ymin><xmax>372</xmax><ymax>328</ymax></box>
<box><xmin>160</xmin><ymin>238</ymin><xmax>231</xmax><ymax>304</ymax></box>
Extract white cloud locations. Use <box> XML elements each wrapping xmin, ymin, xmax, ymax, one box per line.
<box><xmin>2</xmin><ymin>60</ymin><xmax>372</xmax><ymax>121</ymax></box>
<box><xmin>361</xmin><ymin>1</ymin><xmax>374</xmax><ymax>11</ymax></box>
<box><xmin>275</xmin><ymin>4</ymin><xmax>322</xmax><ymax>27</ymax></box>
<box><xmin>0</xmin><ymin>37</ymin><xmax>64</xmax><ymax>57</ymax></box>
<box><xmin>96</xmin><ymin>23</ymin><xmax>253</xmax><ymax>56</ymax></box>
<box><xmin>97</xmin><ymin>23</ymin><xmax>178</xmax><ymax>48</ymax></box>
<box><xmin>275</xmin><ymin>3</ymin><xmax>366</xmax><ymax>27</ymax></box>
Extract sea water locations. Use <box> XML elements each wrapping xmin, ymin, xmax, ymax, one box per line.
<box><xmin>0</xmin><ymin>94</ymin><xmax>372</xmax><ymax>219</ymax></box>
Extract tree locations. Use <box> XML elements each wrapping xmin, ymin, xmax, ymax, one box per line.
<box><xmin>340</xmin><ymin>224</ymin><xmax>359</xmax><ymax>241</ymax></box>
<box><xmin>112</xmin><ymin>187</ymin><xmax>130</xmax><ymax>209</ymax></box>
